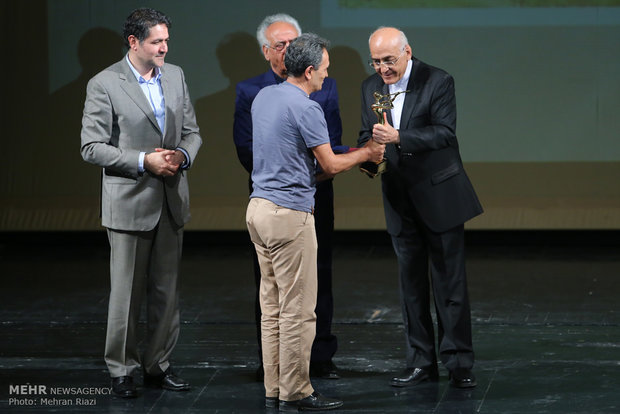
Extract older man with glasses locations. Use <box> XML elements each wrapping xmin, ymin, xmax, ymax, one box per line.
<box><xmin>358</xmin><ymin>26</ymin><xmax>483</xmax><ymax>389</ymax></box>
<box><xmin>233</xmin><ymin>13</ymin><xmax>343</xmax><ymax>382</ymax></box>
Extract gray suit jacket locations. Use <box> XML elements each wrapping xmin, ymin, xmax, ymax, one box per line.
<box><xmin>81</xmin><ymin>57</ymin><xmax>202</xmax><ymax>231</ymax></box>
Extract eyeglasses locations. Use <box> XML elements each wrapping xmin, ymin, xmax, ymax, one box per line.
<box><xmin>265</xmin><ymin>40</ymin><xmax>290</xmax><ymax>52</ymax></box>
<box><xmin>368</xmin><ymin>50</ymin><xmax>405</xmax><ymax>69</ymax></box>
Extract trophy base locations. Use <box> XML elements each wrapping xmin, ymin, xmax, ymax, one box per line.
<box><xmin>359</xmin><ymin>160</ymin><xmax>387</xmax><ymax>178</ymax></box>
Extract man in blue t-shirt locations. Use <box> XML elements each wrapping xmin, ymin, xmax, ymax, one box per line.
<box><xmin>233</xmin><ymin>14</ymin><xmax>343</xmax><ymax>381</ymax></box>
<box><xmin>246</xmin><ymin>34</ymin><xmax>384</xmax><ymax>412</ymax></box>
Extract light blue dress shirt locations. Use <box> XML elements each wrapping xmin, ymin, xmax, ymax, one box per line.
<box><xmin>125</xmin><ymin>55</ymin><xmax>189</xmax><ymax>173</ymax></box>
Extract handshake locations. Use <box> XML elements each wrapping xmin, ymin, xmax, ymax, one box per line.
<box><xmin>359</xmin><ymin>139</ymin><xmax>386</xmax><ymax>165</ymax></box>
<box><xmin>359</xmin><ymin>114</ymin><xmax>397</xmax><ymax>178</ymax></box>
<box><xmin>359</xmin><ymin>138</ymin><xmax>387</xmax><ymax>178</ymax></box>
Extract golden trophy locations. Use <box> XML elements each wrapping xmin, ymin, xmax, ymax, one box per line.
<box><xmin>359</xmin><ymin>90</ymin><xmax>409</xmax><ymax>178</ymax></box>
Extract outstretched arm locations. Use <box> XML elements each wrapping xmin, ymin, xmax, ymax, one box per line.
<box><xmin>312</xmin><ymin>139</ymin><xmax>385</xmax><ymax>176</ymax></box>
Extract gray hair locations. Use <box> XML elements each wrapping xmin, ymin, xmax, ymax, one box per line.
<box><xmin>284</xmin><ymin>33</ymin><xmax>329</xmax><ymax>78</ymax></box>
<box><xmin>368</xmin><ymin>26</ymin><xmax>409</xmax><ymax>51</ymax></box>
<box><xmin>256</xmin><ymin>13</ymin><xmax>302</xmax><ymax>50</ymax></box>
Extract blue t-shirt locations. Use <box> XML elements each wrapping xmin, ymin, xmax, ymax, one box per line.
<box><xmin>250</xmin><ymin>81</ymin><xmax>330</xmax><ymax>213</ymax></box>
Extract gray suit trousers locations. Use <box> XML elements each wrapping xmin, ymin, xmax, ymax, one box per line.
<box><xmin>104</xmin><ymin>198</ymin><xmax>183</xmax><ymax>378</ymax></box>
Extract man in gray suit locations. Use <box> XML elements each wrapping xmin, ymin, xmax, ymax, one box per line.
<box><xmin>80</xmin><ymin>8</ymin><xmax>201</xmax><ymax>398</ymax></box>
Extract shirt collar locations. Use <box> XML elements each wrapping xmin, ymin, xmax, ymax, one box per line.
<box><xmin>283</xmin><ymin>80</ymin><xmax>309</xmax><ymax>97</ymax></box>
<box><xmin>391</xmin><ymin>59</ymin><xmax>413</xmax><ymax>90</ymax></box>
<box><xmin>270</xmin><ymin>69</ymin><xmax>286</xmax><ymax>84</ymax></box>
<box><xmin>126</xmin><ymin>54</ymin><xmax>162</xmax><ymax>83</ymax></box>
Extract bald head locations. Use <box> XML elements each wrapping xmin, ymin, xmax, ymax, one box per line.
<box><xmin>368</xmin><ymin>27</ymin><xmax>412</xmax><ymax>85</ymax></box>
<box><xmin>369</xmin><ymin>27</ymin><xmax>408</xmax><ymax>51</ymax></box>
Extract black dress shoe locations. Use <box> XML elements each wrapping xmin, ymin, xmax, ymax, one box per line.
<box><xmin>111</xmin><ymin>376</ymin><xmax>137</xmax><ymax>398</ymax></box>
<box><xmin>390</xmin><ymin>367</ymin><xmax>439</xmax><ymax>387</ymax></box>
<box><xmin>310</xmin><ymin>360</ymin><xmax>340</xmax><ymax>379</ymax></box>
<box><xmin>265</xmin><ymin>396</ymin><xmax>278</xmax><ymax>408</ymax></box>
<box><xmin>144</xmin><ymin>368</ymin><xmax>190</xmax><ymax>391</ymax></box>
<box><xmin>449</xmin><ymin>368</ymin><xmax>477</xmax><ymax>389</ymax></box>
<box><xmin>279</xmin><ymin>391</ymin><xmax>343</xmax><ymax>412</ymax></box>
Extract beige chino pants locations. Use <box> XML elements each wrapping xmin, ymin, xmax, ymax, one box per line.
<box><xmin>246</xmin><ymin>197</ymin><xmax>317</xmax><ymax>401</ymax></box>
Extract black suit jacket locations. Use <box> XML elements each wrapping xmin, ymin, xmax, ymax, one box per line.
<box><xmin>359</xmin><ymin>57</ymin><xmax>483</xmax><ymax>234</ymax></box>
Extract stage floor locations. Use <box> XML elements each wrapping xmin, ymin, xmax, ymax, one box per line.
<box><xmin>1</xmin><ymin>231</ymin><xmax>619</xmax><ymax>413</ymax></box>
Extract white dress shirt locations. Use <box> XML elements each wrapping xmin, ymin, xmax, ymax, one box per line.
<box><xmin>388</xmin><ymin>59</ymin><xmax>413</xmax><ymax>130</ymax></box>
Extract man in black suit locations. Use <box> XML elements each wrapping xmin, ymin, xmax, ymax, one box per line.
<box><xmin>358</xmin><ymin>27</ymin><xmax>483</xmax><ymax>389</ymax></box>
